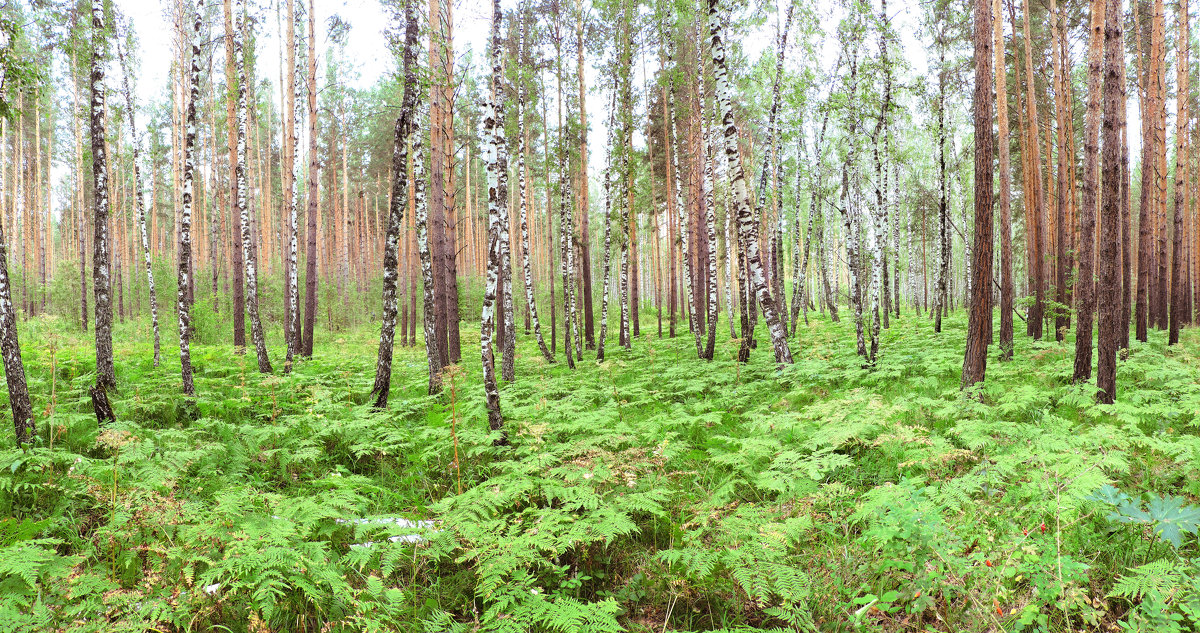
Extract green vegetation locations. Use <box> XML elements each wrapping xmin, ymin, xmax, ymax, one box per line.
<box><xmin>2</xmin><ymin>313</ymin><xmax>1200</xmax><ymax>632</ymax></box>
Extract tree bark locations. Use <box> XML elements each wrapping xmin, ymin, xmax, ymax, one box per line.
<box><xmin>481</xmin><ymin>0</ymin><xmax>505</xmax><ymax>443</ymax></box>
<box><xmin>372</xmin><ymin>0</ymin><xmax>428</xmax><ymax>403</ymax></box>
<box><xmin>962</xmin><ymin>0</ymin><xmax>994</xmax><ymax>389</ymax></box>
<box><xmin>89</xmin><ymin>0</ymin><xmax>116</xmax><ymax>424</ymax></box>
<box><xmin>0</xmin><ymin>25</ymin><xmax>34</xmax><ymax>445</ymax></box>
<box><xmin>1074</xmin><ymin>0</ymin><xmax>1105</xmax><ymax>381</ymax></box>
<box><xmin>115</xmin><ymin>35</ymin><xmax>161</xmax><ymax>367</ymax></box>
<box><xmin>709</xmin><ymin>0</ymin><xmax>792</xmax><ymax>364</ymax></box>
<box><xmin>1097</xmin><ymin>0</ymin><xmax>1123</xmax><ymax>403</ymax></box>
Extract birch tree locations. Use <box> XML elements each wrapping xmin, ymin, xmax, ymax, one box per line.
<box><xmin>480</xmin><ymin>0</ymin><xmax>505</xmax><ymax>442</ymax></box>
<box><xmin>89</xmin><ymin>0</ymin><xmax>116</xmax><ymax>424</ymax></box>
<box><xmin>174</xmin><ymin>0</ymin><xmax>203</xmax><ymax>396</ymax></box>
<box><xmin>0</xmin><ymin>17</ymin><xmax>35</xmax><ymax>445</ymax></box>
<box><xmin>233</xmin><ymin>0</ymin><xmax>271</xmax><ymax>373</ymax></box>
<box><xmin>515</xmin><ymin>9</ymin><xmax>552</xmax><ymax>363</ymax></box>
<box><xmin>709</xmin><ymin>0</ymin><xmax>792</xmax><ymax>364</ymax></box>
<box><xmin>372</xmin><ymin>0</ymin><xmax>427</xmax><ymax>403</ymax></box>
<box><xmin>114</xmin><ymin>27</ymin><xmax>161</xmax><ymax>367</ymax></box>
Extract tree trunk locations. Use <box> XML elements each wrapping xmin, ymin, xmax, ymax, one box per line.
<box><xmin>0</xmin><ymin>26</ymin><xmax>34</xmax><ymax>445</ymax></box>
<box><xmin>1097</xmin><ymin>0</ymin><xmax>1123</xmax><ymax>403</ymax></box>
<box><xmin>115</xmin><ymin>33</ymin><xmax>161</xmax><ymax>368</ymax></box>
<box><xmin>993</xmin><ymin>0</ymin><xmax>1015</xmax><ymax>359</ymax></box>
<box><xmin>90</xmin><ymin>0</ymin><xmax>116</xmax><ymax>424</ymax></box>
<box><xmin>1074</xmin><ymin>0</ymin><xmax>1105</xmax><ymax>381</ymax></box>
<box><xmin>223</xmin><ymin>0</ymin><xmax>245</xmax><ymax>353</ymax></box>
<box><xmin>372</xmin><ymin>0</ymin><xmax>428</xmax><ymax>403</ymax></box>
<box><xmin>962</xmin><ymin>0</ymin><xmax>994</xmax><ymax>389</ymax></box>
<box><xmin>481</xmin><ymin>0</ymin><xmax>505</xmax><ymax>443</ymax></box>
<box><xmin>1168</xmin><ymin>0</ymin><xmax>1189</xmax><ymax>345</ymax></box>
<box><xmin>301</xmin><ymin>0</ymin><xmax>319</xmax><ymax>357</ymax></box>
<box><xmin>1019</xmin><ymin>0</ymin><xmax>1046</xmax><ymax>339</ymax></box>
<box><xmin>233</xmin><ymin>2</ymin><xmax>271</xmax><ymax>373</ymax></box>
<box><xmin>709</xmin><ymin>0</ymin><xmax>792</xmax><ymax>364</ymax></box>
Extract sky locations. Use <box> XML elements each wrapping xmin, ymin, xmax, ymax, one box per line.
<box><xmin>108</xmin><ymin>0</ymin><xmax>921</xmax><ymax>178</ymax></box>
<box><xmin>59</xmin><ymin>0</ymin><xmax>1146</xmax><ymax>221</ymax></box>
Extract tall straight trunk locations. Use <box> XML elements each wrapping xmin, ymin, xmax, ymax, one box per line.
<box><xmin>515</xmin><ymin>17</ymin><xmax>552</xmax><ymax>363</ymax></box>
<box><xmin>1151</xmin><ymin>0</ymin><xmax>1167</xmax><ymax>332</ymax></box>
<box><xmin>428</xmin><ymin>0</ymin><xmax>450</xmax><ymax>368</ymax></box>
<box><xmin>115</xmin><ymin>35</ymin><xmax>161</xmax><ymax>367</ymax></box>
<box><xmin>576</xmin><ymin>4</ymin><xmax>594</xmax><ymax>349</ymax></box>
<box><xmin>480</xmin><ymin>0</ymin><xmax>505</xmax><ymax>442</ymax></box>
<box><xmin>0</xmin><ymin>31</ymin><xmax>34</xmax><ymax>445</ymax></box>
<box><xmin>933</xmin><ymin>37</ymin><xmax>949</xmax><ymax>334</ymax></box>
<box><xmin>869</xmin><ymin>0</ymin><xmax>891</xmax><ymax>364</ymax></box>
<box><xmin>301</xmin><ymin>0</ymin><xmax>318</xmax><ymax>357</ymax></box>
<box><xmin>1097</xmin><ymin>0</ymin><xmax>1122</xmax><ymax>403</ymax></box>
<box><xmin>746</xmin><ymin>2</ymin><xmax>793</xmax><ymax>361</ymax></box>
<box><xmin>1050</xmin><ymin>0</ymin><xmax>1070</xmax><ymax>340</ymax></box>
<box><xmin>1135</xmin><ymin>0</ymin><xmax>1156</xmax><ymax>342</ymax></box>
<box><xmin>993</xmin><ymin>0</ymin><xmax>1015</xmax><ymax>359</ymax></box>
<box><xmin>499</xmin><ymin>99</ymin><xmax>516</xmax><ymax>381</ymax></box>
<box><xmin>1074</xmin><ymin>0</ymin><xmax>1105</xmax><ymax>380</ymax></box>
<box><xmin>223</xmin><ymin>0</ymin><xmax>245</xmax><ymax>352</ymax></box>
<box><xmin>283</xmin><ymin>0</ymin><xmax>301</xmax><ymax>370</ymax></box>
<box><xmin>702</xmin><ymin>63</ymin><xmax>718</xmax><ymax>361</ymax></box>
<box><xmin>709</xmin><ymin>0</ymin><xmax>791</xmax><ymax>364</ymax></box>
<box><xmin>1168</xmin><ymin>0</ymin><xmax>1189</xmax><ymax>345</ymax></box>
<box><xmin>1020</xmin><ymin>0</ymin><xmax>1046</xmax><ymax>339</ymax></box>
<box><xmin>233</xmin><ymin>3</ymin><xmax>271</xmax><ymax>373</ymax></box>
<box><xmin>440</xmin><ymin>0</ymin><xmax>461</xmax><ymax>365</ymax></box>
<box><xmin>962</xmin><ymin>0</ymin><xmax>994</xmax><ymax>389</ymax></box>
<box><xmin>597</xmin><ymin>106</ymin><xmax>616</xmax><ymax>360</ymax></box>
<box><xmin>1119</xmin><ymin>56</ymin><xmax>1132</xmax><ymax>350</ymax></box>
<box><xmin>665</xmin><ymin>27</ymin><xmax>695</xmax><ymax>352</ymax></box>
<box><xmin>372</xmin><ymin>0</ymin><xmax>427</xmax><ymax>402</ymax></box>
<box><xmin>89</xmin><ymin>0</ymin><xmax>116</xmax><ymax>424</ymax></box>
<box><xmin>175</xmin><ymin>0</ymin><xmax>203</xmax><ymax>396</ymax></box>
<box><xmin>617</xmin><ymin>10</ymin><xmax>633</xmax><ymax>350</ymax></box>
<box><xmin>71</xmin><ymin>46</ymin><xmax>88</xmax><ymax>333</ymax></box>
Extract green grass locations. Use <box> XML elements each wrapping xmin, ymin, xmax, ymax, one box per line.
<box><xmin>1</xmin><ymin>309</ymin><xmax>1199</xmax><ymax>632</ymax></box>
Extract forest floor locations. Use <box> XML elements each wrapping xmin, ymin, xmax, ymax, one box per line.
<box><xmin>1</xmin><ymin>310</ymin><xmax>1200</xmax><ymax>632</ymax></box>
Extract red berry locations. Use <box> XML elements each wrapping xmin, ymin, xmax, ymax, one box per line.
<box><xmin>1040</xmin><ymin>523</ymin><xmax>1047</xmax><ymax>533</ymax></box>
<box><xmin>985</xmin><ymin>560</ymin><xmax>993</xmax><ymax>567</ymax></box>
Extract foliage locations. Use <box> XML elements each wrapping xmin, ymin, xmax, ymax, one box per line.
<box><xmin>1</xmin><ymin>311</ymin><xmax>1199</xmax><ymax>631</ymax></box>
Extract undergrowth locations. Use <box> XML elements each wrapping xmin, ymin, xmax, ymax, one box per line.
<box><xmin>1</xmin><ymin>311</ymin><xmax>1199</xmax><ymax>632</ymax></box>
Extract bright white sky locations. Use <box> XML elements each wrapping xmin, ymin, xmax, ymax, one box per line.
<box><xmin>58</xmin><ymin>0</ymin><xmax>1144</xmax><ymax>219</ymax></box>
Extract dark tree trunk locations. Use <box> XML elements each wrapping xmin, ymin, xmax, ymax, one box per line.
<box><xmin>1097</xmin><ymin>0</ymin><xmax>1123</xmax><ymax>403</ymax></box>
<box><xmin>301</xmin><ymin>0</ymin><xmax>318</xmax><ymax>357</ymax></box>
<box><xmin>1074</xmin><ymin>0</ymin><xmax>1105</xmax><ymax>381</ymax></box>
<box><xmin>962</xmin><ymin>0</ymin><xmax>994</xmax><ymax>389</ymax></box>
<box><xmin>90</xmin><ymin>0</ymin><xmax>116</xmax><ymax>424</ymax></box>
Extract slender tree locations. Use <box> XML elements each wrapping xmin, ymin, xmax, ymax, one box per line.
<box><xmin>114</xmin><ymin>29</ymin><xmax>161</xmax><ymax>367</ymax></box>
<box><xmin>233</xmin><ymin>0</ymin><xmax>271</xmax><ymax>373</ymax></box>
<box><xmin>992</xmin><ymin>0</ymin><xmax>1014</xmax><ymax>359</ymax></box>
<box><xmin>0</xmin><ymin>18</ymin><xmax>35</xmax><ymax>445</ymax></box>
<box><xmin>283</xmin><ymin>0</ymin><xmax>301</xmax><ymax>371</ymax></box>
<box><xmin>372</xmin><ymin>0</ymin><xmax>427</xmax><ymax>403</ymax></box>
<box><xmin>962</xmin><ymin>0</ymin><xmax>993</xmax><ymax>389</ymax></box>
<box><xmin>1168</xmin><ymin>0</ymin><xmax>1189</xmax><ymax>345</ymax></box>
<box><xmin>709</xmin><ymin>0</ymin><xmax>792</xmax><ymax>364</ymax></box>
<box><xmin>1074</xmin><ymin>0</ymin><xmax>1105</xmax><ymax>381</ymax></box>
<box><xmin>1097</xmin><ymin>0</ymin><xmax>1122</xmax><ymax>403</ymax></box>
<box><xmin>481</xmin><ymin>0</ymin><xmax>505</xmax><ymax>442</ymax></box>
<box><xmin>301</xmin><ymin>0</ymin><xmax>318</xmax><ymax>357</ymax></box>
<box><xmin>89</xmin><ymin>0</ymin><xmax>116</xmax><ymax>424</ymax></box>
